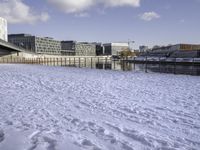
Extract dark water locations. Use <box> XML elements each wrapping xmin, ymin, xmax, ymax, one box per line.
<box><xmin>65</xmin><ymin>58</ymin><xmax>200</xmax><ymax>76</ymax></box>
<box><xmin>4</xmin><ymin>57</ymin><xmax>198</xmax><ymax>76</ymax></box>
<box><xmin>95</xmin><ymin>62</ymin><xmax>200</xmax><ymax>75</ymax></box>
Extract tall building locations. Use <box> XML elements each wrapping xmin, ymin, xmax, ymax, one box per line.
<box><xmin>0</xmin><ymin>17</ymin><xmax>8</xmax><ymax>41</ymax></box>
<box><xmin>103</xmin><ymin>43</ymin><xmax>129</xmax><ymax>55</ymax></box>
<box><xmin>8</xmin><ymin>34</ymin><xmax>61</xmax><ymax>55</ymax></box>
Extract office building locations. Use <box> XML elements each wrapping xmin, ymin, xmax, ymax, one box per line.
<box><xmin>75</xmin><ymin>42</ymin><xmax>97</xmax><ymax>56</ymax></box>
<box><xmin>0</xmin><ymin>17</ymin><xmax>8</xmax><ymax>41</ymax></box>
<box><xmin>8</xmin><ymin>34</ymin><xmax>61</xmax><ymax>55</ymax></box>
<box><xmin>103</xmin><ymin>43</ymin><xmax>129</xmax><ymax>55</ymax></box>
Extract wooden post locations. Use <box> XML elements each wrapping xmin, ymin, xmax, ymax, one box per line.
<box><xmin>65</xmin><ymin>58</ymin><xmax>67</xmax><ymax>66</ymax></box>
<box><xmin>46</xmin><ymin>58</ymin><xmax>48</xmax><ymax>65</ymax></box>
<box><xmin>91</xmin><ymin>57</ymin><xmax>93</xmax><ymax>68</ymax></box>
<box><xmin>84</xmin><ymin>57</ymin><xmax>86</xmax><ymax>67</ymax></box>
<box><xmin>74</xmin><ymin>57</ymin><xmax>76</xmax><ymax>67</ymax></box>
<box><xmin>114</xmin><ymin>57</ymin><xmax>116</xmax><ymax>70</ymax></box>
<box><xmin>98</xmin><ymin>57</ymin><xmax>99</xmax><ymax>66</ymax></box>
<box><xmin>133</xmin><ymin>57</ymin><xmax>135</xmax><ymax>70</ymax></box>
<box><xmin>79</xmin><ymin>57</ymin><xmax>80</xmax><ymax>68</ymax></box>
<box><xmin>56</xmin><ymin>58</ymin><xmax>58</xmax><ymax>66</ymax></box>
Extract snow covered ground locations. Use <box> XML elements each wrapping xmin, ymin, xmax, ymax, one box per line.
<box><xmin>0</xmin><ymin>64</ymin><xmax>200</xmax><ymax>150</ymax></box>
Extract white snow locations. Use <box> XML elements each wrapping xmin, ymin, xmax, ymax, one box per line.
<box><xmin>0</xmin><ymin>64</ymin><xmax>200</xmax><ymax>150</ymax></box>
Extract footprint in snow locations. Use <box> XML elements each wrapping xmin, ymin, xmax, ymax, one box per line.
<box><xmin>44</xmin><ymin>136</ymin><xmax>57</xmax><ymax>150</ymax></box>
<box><xmin>81</xmin><ymin>139</ymin><xmax>101</xmax><ymax>150</ymax></box>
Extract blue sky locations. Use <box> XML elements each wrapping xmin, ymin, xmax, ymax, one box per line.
<box><xmin>0</xmin><ymin>0</ymin><xmax>200</xmax><ymax>48</ymax></box>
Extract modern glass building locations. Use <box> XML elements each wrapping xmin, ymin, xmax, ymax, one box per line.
<box><xmin>61</xmin><ymin>41</ymin><xmax>76</xmax><ymax>55</ymax></box>
<box><xmin>0</xmin><ymin>17</ymin><xmax>8</xmax><ymax>42</ymax></box>
<box><xmin>103</xmin><ymin>43</ymin><xmax>129</xmax><ymax>55</ymax></box>
<box><xmin>8</xmin><ymin>34</ymin><xmax>61</xmax><ymax>55</ymax></box>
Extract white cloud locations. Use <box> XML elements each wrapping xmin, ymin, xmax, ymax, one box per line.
<box><xmin>102</xmin><ymin>0</ymin><xmax>140</xmax><ymax>7</ymax></box>
<box><xmin>46</xmin><ymin>0</ymin><xmax>140</xmax><ymax>13</ymax></box>
<box><xmin>140</xmin><ymin>11</ymin><xmax>160</xmax><ymax>21</ymax></box>
<box><xmin>0</xmin><ymin>0</ymin><xmax>50</xmax><ymax>24</ymax></box>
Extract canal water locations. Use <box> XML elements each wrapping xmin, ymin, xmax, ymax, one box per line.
<box><xmin>1</xmin><ymin>57</ymin><xmax>199</xmax><ymax>75</ymax></box>
<box><xmin>59</xmin><ymin>58</ymin><xmax>200</xmax><ymax>76</ymax></box>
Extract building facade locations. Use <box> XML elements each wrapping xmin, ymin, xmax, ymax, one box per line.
<box><xmin>141</xmin><ymin>44</ymin><xmax>200</xmax><ymax>58</ymax></box>
<box><xmin>75</xmin><ymin>42</ymin><xmax>97</xmax><ymax>56</ymax></box>
<box><xmin>95</xmin><ymin>43</ymin><xmax>103</xmax><ymax>56</ymax></box>
<box><xmin>61</xmin><ymin>41</ymin><xmax>76</xmax><ymax>55</ymax></box>
<box><xmin>0</xmin><ymin>17</ymin><xmax>8</xmax><ymax>41</ymax></box>
<box><xmin>103</xmin><ymin>43</ymin><xmax>129</xmax><ymax>55</ymax></box>
<box><xmin>139</xmin><ymin>45</ymin><xmax>149</xmax><ymax>52</ymax></box>
<box><xmin>152</xmin><ymin>44</ymin><xmax>200</xmax><ymax>52</ymax></box>
<box><xmin>8</xmin><ymin>34</ymin><xmax>61</xmax><ymax>55</ymax></box>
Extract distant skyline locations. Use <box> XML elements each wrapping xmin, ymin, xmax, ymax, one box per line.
<box><xmin>0</xmin><ymin>0</ymin><xmax>200</xmax><ymax>48</ymax></box>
